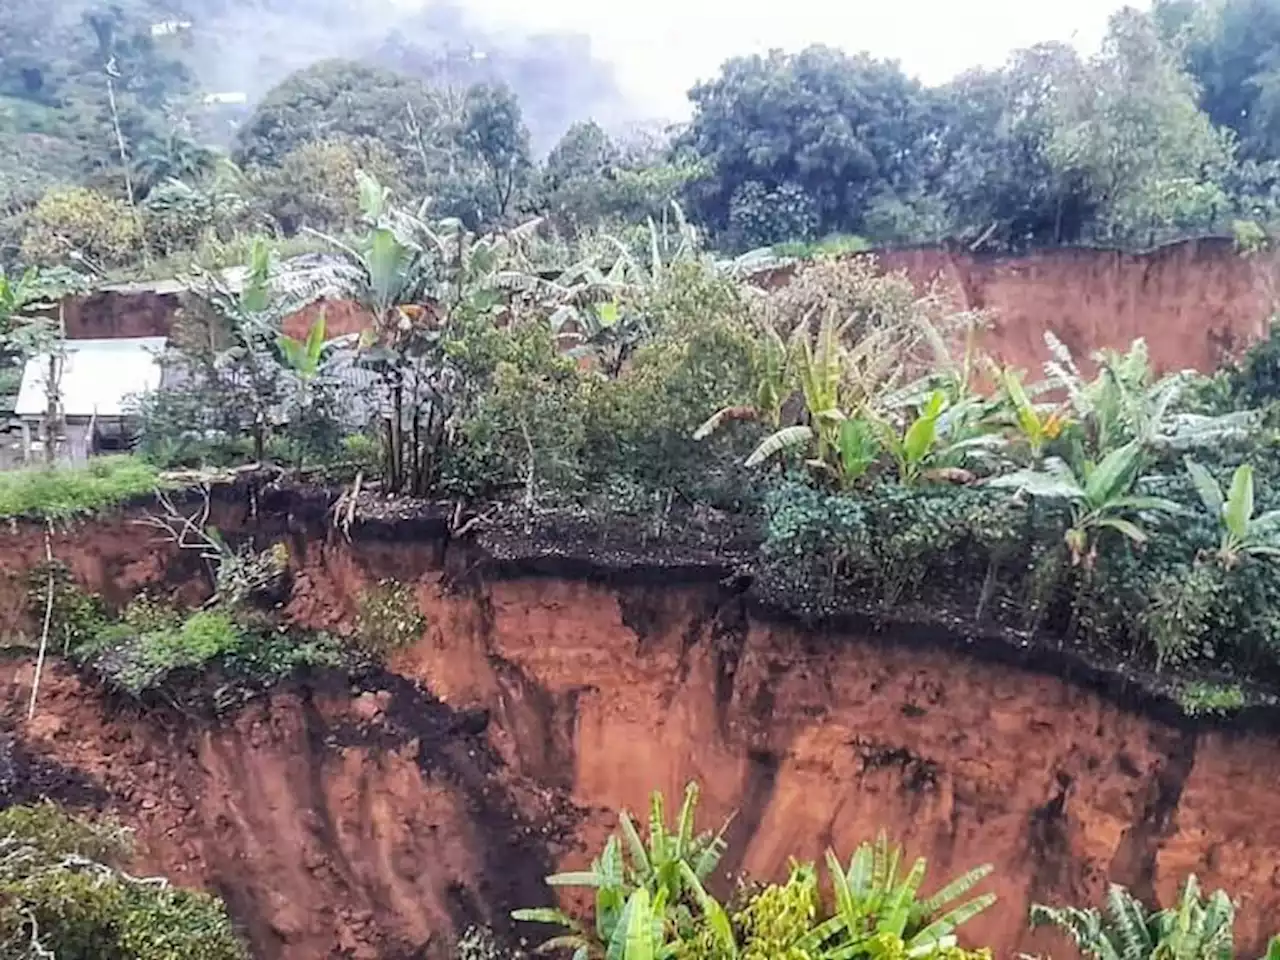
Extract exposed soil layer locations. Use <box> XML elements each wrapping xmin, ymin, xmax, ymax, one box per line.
<box><xmin>67</xmin><ymin>238</ymin><xmax>1275</xmax><ymax>376</ymax></box>
<box><xmin>5</xmin><ymin>503</ymin><xmax>1280</xmax><ymax>958</ymax></box>
<box><xmin>878</xmin><ymin>239</ymin><xmax>1272</xmax><ymax>375</ymax></box>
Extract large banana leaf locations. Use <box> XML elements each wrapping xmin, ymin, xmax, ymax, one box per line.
<box><xmin>986</xmin><ymin>459</ymin><xmax>1084</xmax><ymax>500</ymax></box>
<box><xmin>746</xmin><ymin>426</ymin><xmax>815</xmax><ymax>467</ymax></box>
<box><xmin>1083</xmin><ymin>441</ymin><xmax>1144</xmax><ymax>507</ymax></box>
<box><xmin>1184</xmin><ymin>458</ymin><xmax>1225</xmax><ymax>520</ymax></box>
<box><xmin>1225</xmin><ymin>464</ymin><xmax>1255</xmax><ymax>542</ymax></box>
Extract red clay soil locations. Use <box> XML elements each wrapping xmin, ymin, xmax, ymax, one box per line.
<box><xmin>773</xmin><ymin>237</ymin><xmax>1277</xmax><ymax>375</ymax></box>
<box><xmin>3</xmin><ymin>513</ymin><xmax>1280</xmax><ymax>958</ymax></box>
<box><xmin>58</xmin><ymin>237</ymin><xmax>1279</xmax><ymax>374</ymax></box>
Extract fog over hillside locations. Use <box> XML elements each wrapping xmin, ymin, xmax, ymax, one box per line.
<box><xmin>23</xmin><ymin>0</ymin><xmax>643</xmax><ymax>152</ymax></box>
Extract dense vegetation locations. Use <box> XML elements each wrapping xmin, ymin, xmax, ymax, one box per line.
<box><xmin>10</xmin><ymin>0</ymin><xmax>1280</xmax><ymax>267</ymax></box>
<box><xmin>12</xmin><ymin>3</ymin><xmax>1280</xmax><ymax>957</ymax></box>
<box><xmin>0</xmin><ymin>802</ymin><xmax>246</xmax><ymax>959</ymax></box>
<box><xmin>505</xmin><ymin>782</ymin><xmax>1280</xmax><ymax>960</ymax></box>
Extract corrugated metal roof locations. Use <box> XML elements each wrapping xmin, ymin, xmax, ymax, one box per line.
<box><xmin>15</xmin><ymin>337</ymin><xmax>166</xmax><ymax>418</ymax></box>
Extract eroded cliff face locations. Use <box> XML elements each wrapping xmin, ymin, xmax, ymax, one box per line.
<box><xmin>4</xmin><ymin>514</ymin><xmax>1280</xmax><ymax>959</ymax></box>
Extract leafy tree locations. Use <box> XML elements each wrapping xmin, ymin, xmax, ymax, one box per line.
<box><xmin>257</xmin><ymin>135</ymin><xmax>404</xmax><ymax>234</ymax></box>
<box><xmin>1048</xmin><ymin>8</ymin><xmax>1235</xmax><ymax>244</ymax></box>
<box><xmin>539</xmin><ymin>120</ymin><xmax>622</xmax><ymax>233</ymax></box>
<box><xmin>233</xmin><ymin>59</ymin><xmax>445</xmax><ymax>188</ymax></box>
<box><xmin>20</xmin><ymin>186</ymin><xmax>141</xmax><ymax>268</ymax></box>
<box><xmin>456</xmin><ymin>82</ymin><xmax>533</xmax><ymax>222</ymax></box>
<box><xmin>930</xmin><ymin>45</ymin><xmax>1097</xmax><ymax>248</ymax></box>
<box><xmin>1157</xmin><ymin>0</ymin><xmax>1280</xmax><ymax>162</ymax></box>
<box><xmin>680</xmin><ymin>46</ymin><xmax>931</xmax><ymax>242</ymax></box>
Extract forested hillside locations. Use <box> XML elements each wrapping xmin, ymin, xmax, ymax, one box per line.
<box><xmin>5</xmin><ymin>0</ymin><xmax>1280</xmax><ymax>268</ymax></box>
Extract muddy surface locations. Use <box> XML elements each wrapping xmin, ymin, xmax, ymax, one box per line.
<box><xmin>4</xmin><ymin>505</ymin><xmax>1280</xmax><ymax>958</ymax></box>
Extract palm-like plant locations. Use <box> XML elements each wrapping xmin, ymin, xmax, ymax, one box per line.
<box><xmin>1030</xmin><ymin>876</ymin><xmax>1235</xmax><ymax>960</ymax></box>
<box><xmin>292</xmin><ymin>171</ymin><xmax>543</xmax><ymax>493</ymax></box>
<box><xmin>134</xmin><ymin>130</ymin><xmax>220</xmax><ymax>193</ymax></box>
<box><xmin>512</xmin><ymin>783</ymin><xmax>732</xmax><ymax>959</ymax></box>
<box><xmin>989</xmin><ymin>440</ymin><xmax>1182</xmax><ymax>567</ymax></box>
<box><xmin>798</xmin><ymin>832</ymin><xmax>995</xmax><ymax>957</ymax></box>
<box><xmin>1185</xmin><ymin>459</ymin><xmax>1280</xmax><ymax>567</ymax></box>
<box><xmin>995</xmin><ymin>366</ymin><xmax>1070</xmax><ymax>461</ymax></box>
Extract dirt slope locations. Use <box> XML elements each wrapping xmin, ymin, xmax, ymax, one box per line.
<box><xmin>3</xmin><ymin>513</ymin><xmax>1280</xmax><ymax>958</ymax></box>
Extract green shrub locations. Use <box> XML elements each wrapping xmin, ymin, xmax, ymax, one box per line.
<box><xmin>0</xmin><ymin>802</ymin><xmax>247</xmax><ymax>960</ymax></box>
<box><xmin>105</xmin><ymin>610</ymin><xmax>245</xmax><ymax>695</ymax></box>
<box><xmin>20</xmin><ymin>186</ymin><xmax>142</xmax><ymax>267</ymax></box>
<box><xmin>353</xmin><ymin>580</ymin><xmax>426</xmax><ymax>656</ymax></box>
<box><xmin>0</xmin><ymin>457</ymin><xmax>159</xmax><ymax>519</ymax></box>
<box><xmin>25</xmin><ymin>561</ymin><xmax>110</xmax><ymax>650</ymax></box>
<box><xmin>1178</xmin><ymin>681</ymin><xmax>1248</xmax><ymax>717</ymax></box>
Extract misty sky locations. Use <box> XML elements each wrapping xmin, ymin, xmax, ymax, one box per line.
<box><xmin>445</xmin><ymin>0</ymin><xmax>1150</xmax><ymax>120</ymax></box>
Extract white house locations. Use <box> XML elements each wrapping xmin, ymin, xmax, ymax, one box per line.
<box><xmin>14</xmin><ymin>337</ymin><xmax>166</xmax><ymax>462</ymax></box>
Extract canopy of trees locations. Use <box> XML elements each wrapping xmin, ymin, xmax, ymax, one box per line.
<box><xmin>6</xmin><ymin>0</ymin><xmax>1280</xmax><ymax>267</ymax></box>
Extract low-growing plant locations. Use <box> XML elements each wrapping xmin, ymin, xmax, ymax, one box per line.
<box><xmin>1031</xmin><ymin>876</ymin><xmax>1236</xmax><ymax>960</ymax></box>
<box><xmin>0</xmin><ymin>802</ymin><xmax>248</xmax><ymax>960</ymax></box>
<box><xmin>1177</xmin><ymin>681</ymin><xmax>1248</xmax><ymax>717</ymax></box>
<box><xmin>353</xmin><ymin>580</ymin><xmax>427</xmax><ymax>655</ymax></box>
<box><xmin>0</xmin><ymin>457</ymin><xmax>160</xmax><ymax>520</ymax></box>
<box><xmin>1184</xmin><ymin>459</ymin><xmax>1280</xmax><ymax>567</ymax></box>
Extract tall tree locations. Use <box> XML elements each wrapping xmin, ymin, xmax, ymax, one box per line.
<box><xmin>679</xmin><ymin>45</ymin><xmax>931</xmax><ymax>243</ymax></box>
<box><xmin>930</xmin><ymin>44</ymin><xmax>1098</xmax><ymax>247</ymax></box>
<box><xmin>1157</xmin><ymin>0</ymin><xmax>1280</xmax><ymax>161</ymax></box>
<box><xmin>456</xmin><ymin>82</ymin><xmax>532</xmax><ymax>221</ymax></box>
<box><xmin>1048</xmin><ymin>7</ymin><xmax>1235</xmax><ymax>244</ymax></box>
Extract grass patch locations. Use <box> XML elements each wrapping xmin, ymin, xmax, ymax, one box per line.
<box><xmin>1177</xmin><ymin>680</ymin><xmax>1247</xmax><ymax>717</ymax></box>
<box><xmin>0</xmin><ymin>456</ymin><xmax>159</xmax><ymax>519</ymax></box>
<box><xmin>772</xmin><ymin>233</ymin><xmax>871</xmax><ymax>260</ymax></box>
<box><xmin>76</xmin><ymin>598</ymin><xmax>346</xmax><ymax>699</ymax></box>
<box><xmin>353</xmin><ymin>580</ymin><xmax>427</xmax><ymax>656</ymax></box>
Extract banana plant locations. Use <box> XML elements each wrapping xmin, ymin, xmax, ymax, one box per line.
<box><xmin>797</xmin><ymin>832</ymin><xmax>995</xmax><ymax>958</ymax></box>
<box><xmin>738</xmin><ymin>311</ymin><xmax>902</xmax><ymax>486</ymax></box>
<box><xmin>513</xmin><ymin>783</ymin><xmax>732</xmax><ymax>958</ymax></box>
<box><xmin>1031</xmin><ymin>876</ymin><xmax>1235</xmax><ymax>960</ymax></box>
<box><xmin>1185</xmin><ymin>459</ymin><xmax>1280</xmax><ymax>568</ymax></box>
<box><xmin>276</xmin><ymin>311</ymin><xmax>328</xmax><ymax>382</ymax></box>
<box><xmin>516</xmin><ymin>883</ymin><xmax>676</xmax><ymax>960</ymax></box>
<box><xmin>875</xmin><ymin>390</ymin><xmax>948</xmax><ymax>485</ymax></box>
<box><xmin>989</xmin><ymin>441</ymin><xmax>1182</xmax><ymax>567</ymax></box>
<box><xmin>997</xmin><ymin>366</ymin><xmax>1069</xmax><ymax>461</ymax></box>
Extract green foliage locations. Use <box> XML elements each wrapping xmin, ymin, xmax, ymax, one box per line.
<box><xmin>87</xmin><ymin>609</ymin><xmax>244</xmax><ymax>696</ymax></box>
<box><xmin>0</xmin><ymin>457</ymin><xmax>159</xmax><ymax>520</ymax></box>
<box><xmin>680</xmin><ymin>46</ymin><xmax>930</xmax><ymax>242</ymax></box>
<box><xmin>67</xmin><ymin>591</ymin><xmax>345</xmax><ymax>700</ymax></box>
<box><xmin>0</xmin><ymin>802</ymin><xmax>247</xmax><ymax>960</ymax></box>
<box><xmin>353</xmin><ymin>580</ymin><xmax>426</xmax><ymax>656</ymax></box>
<box><xmin>233</xmin><ymin>60</ymin><xmax>442</xmax><ymax>184</ymax></box>
<box><xmin>456</xmin><ymin>83</ymin><xmax>533</xmax><ymax>221</ymax></box>
<box><xmin>258</xmin><ymin>136</ymin><xmax>404</xmax><ymax>234</ymax></box>
<box><xmin>1177</xmin><ymin>680</ymin><xmax>1248</xmax><ymax>717</ymax></box>
<box><xmin>25</xmin><ymin>561</ymin><xmax>111</xmax><ymax>651</ymax></box>
<box><xmin>1031</xmin><ymin>876</ymin><xmax>1235</xmax><ymax>960</ymax></box>
<box><xmin>1184</xmin><ymin>459</ymin><xmax>1280</xmax><ymax>566</ymax></box>
<box><xmin>513</xmin><ymin>782</ymin><xmax>732</xmax><ymax>957</ymax></box>
<box><xmin>515</xmin><ymin>786</ymin><xmax>995</xmax><ymax>960</ymax></box>
<box><xmin>20</xmin><ymin>186</ymin><xmax>142</xmax><ymax>267</ymax></box>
